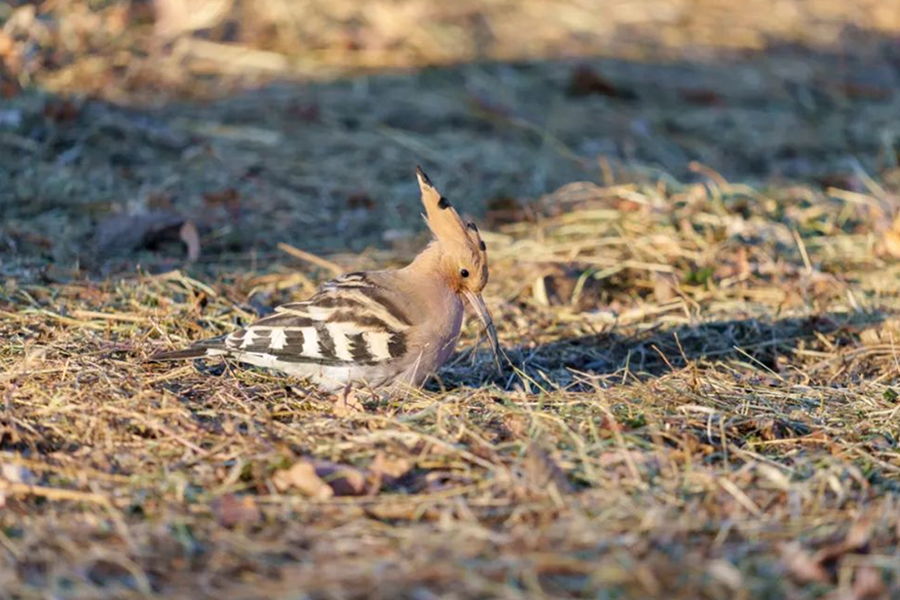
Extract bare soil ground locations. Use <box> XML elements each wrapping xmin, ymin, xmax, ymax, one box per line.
<box><xmin>1</xmin><ymin>1</ymin><xmax>899</xmax><ymax>598</ymax></box>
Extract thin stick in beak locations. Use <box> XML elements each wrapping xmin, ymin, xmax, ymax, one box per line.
<box><xmin>464</xmin><ymin>291</ymin><xmax>502</xmax><ymax>374</ymax></box>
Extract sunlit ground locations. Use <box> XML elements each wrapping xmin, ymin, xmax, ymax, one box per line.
<box><xmin>1</xmin><ymin>1</ymin><xmax>899</xmax><ymax>597</ymax></box>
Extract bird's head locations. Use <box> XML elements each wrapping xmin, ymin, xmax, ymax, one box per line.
<box><xmin>416</xmin><ymin>166</ymin><xmax>500</xmax><ymax>370</ymax></box>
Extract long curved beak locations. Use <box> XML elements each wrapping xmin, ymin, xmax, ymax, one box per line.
<box><xmin>463</xmin><ymin>291</ymin><xmax>502</xmax><ymax>374</ymax></box>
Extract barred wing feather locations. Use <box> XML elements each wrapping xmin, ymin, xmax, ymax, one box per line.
<box><xmin>221</xmin><ymin>272</ymin><xmax>410</xmax><ymax>367</ymax></box>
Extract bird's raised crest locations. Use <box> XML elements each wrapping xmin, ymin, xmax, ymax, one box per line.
<box><xmin>416</xmin><ymin>166</ymin><xmax>483</xmax><ymax>252</ymax></box>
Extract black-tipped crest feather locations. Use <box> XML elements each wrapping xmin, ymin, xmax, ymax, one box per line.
<box><xmin>415</xmin><ymin>165</ymin><xmax>432</xmax><ymax>186</ymax></box>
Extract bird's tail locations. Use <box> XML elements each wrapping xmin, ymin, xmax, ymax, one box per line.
<box><xmin>148</xmin><ymin>336</ymin><xmax>228</xmax><ymax>361</ymax></box>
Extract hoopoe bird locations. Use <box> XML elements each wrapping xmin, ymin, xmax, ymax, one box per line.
<box><xmin>151</xmin><ymin>167</ymin><xmax>501</xmax><ymax>392</ymax></box>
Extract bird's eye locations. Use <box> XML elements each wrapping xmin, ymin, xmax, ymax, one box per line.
<box><xmin>460</xmin><ymin>268</ymin><xmax>470</xmax><ymax>278</ymax></box>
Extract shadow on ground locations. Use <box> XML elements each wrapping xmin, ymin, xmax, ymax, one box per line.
<box><xmin>435</xmin><ymin>310</ymin><xmax>888</xmax><ymax>390</ymax></box>
<box><xmin>1</xmin><ymin>26</ymin><xmax>898</xmax><ymax>280</ymax></box>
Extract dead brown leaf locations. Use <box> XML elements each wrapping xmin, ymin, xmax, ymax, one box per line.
<box><xmin>346</xmin><ymin>192</ymin><xmax>375</xmax><ymax>210</ymax></box>
<box><xmin>212</xmin><ymin>493</ymin><xmax>262</xmax><ymax>528</ymax></box>
<box><xmin>679</xmin><ymin>88</ymin><xmax>725</xmax><ymax>106</ymax></box>
<box><xmin>202</xmin><ymin>187</ymin><xmax>241</xmax><ymax>220</ymax></box>
<box><xmin>849</xmin><ymin>566</ymin><xmax>887</xmax><ymax>600</ymax></box>
<box><xmin>714</xmin><ymin>246</ymin><xmax>751</xmax><ymax>280</ymax></box>
<box><xmin>314</xmin><ymin>460</ymin><xmax>368</xmax><ymax>496</ymax></box>
<box><xmin>42</xmin><ymin>99</ymin><xmax>80</xmax><ymax>123</ymax></box>
<box><xmin>154</xmin><ymin>0</ymin><xmax>233</xmax><ymax>39</ymax></box>
<box><xmin>271</xmin><ymin>460</ymin><xmax>334</xmax><ymax>499</ymax></box>
<box><xmin>272</xmin><ymin>458</ymin><xmax>368</xmax><ymax>498</ymax></box>
<box><xmin>836</xmin><ymin>81</ymin><xmax>893</xmax><ymax>101</ymax></box>
<box><xmin>814</xmin><ymin>517</ymin><xmax>873</xmax><ymax>568</ymax></box>
<box><xmin>653</xmin><ymin>271</ymin><xmax>680</xmax><ymax>302</ymax></box>
<box><xmin>780</xmin><ymin>541</ymin><xmax>830</xmax><ymax>583</ymax></box>
<box><xmin>369</xmin><ymin>452</ymin><xmax>412</xmax><ymax>490</ymax></box>
<box><xmin>782</xmin><ymin>517</ymin><xmax>875</xmax><ymax>586</ymax></box>
<box><xmin>567</xmin><ymin>64</ymin><xmax>636</xmax><ymax>99</ymax></box>
<box><xmin>332</xmin><ymin>392</ymin><xmax>365</xmax><ymax>417</ymax></box>
<box><xmin>0</xmin><ymin>32</ymin><xmax>13</xmax><ymax>59</ymax></box>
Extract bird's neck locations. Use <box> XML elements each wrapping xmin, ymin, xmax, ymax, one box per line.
<box><xmin>402</xmin><ymin>241</ymin><xmax>453</xmax><ymax>286</ymax></box>
<box><xmin>398</xmin><ymin>242</ymin><xmax>465</xmax><ymax>355</ymax></box>
<box><xmin>397</xmin><ymin>241</ymin><xmax>463</xmax><ymax>320</ymax></box>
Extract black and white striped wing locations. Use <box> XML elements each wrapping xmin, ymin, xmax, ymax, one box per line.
<box><xmin>221</xmin><ymin>272</ymin><xmax>411</xmax><ymax>367</ymax></box>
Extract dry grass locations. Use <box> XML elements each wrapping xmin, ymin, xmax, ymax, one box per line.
<box><xmin>3</xmin><ymin>175</ymin><xmax>899</xmax><ymax>598</ymax></box>
<box><xmin>2</xmin><ymin>1</ymin><xmax>900</xmax><ymax>598</ymax></box>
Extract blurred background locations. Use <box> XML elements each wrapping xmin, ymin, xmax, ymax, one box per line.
<box><xmin>1</xmin><ymin>0</ymin><xmax>899</xmax><ymax>277</ymax></box>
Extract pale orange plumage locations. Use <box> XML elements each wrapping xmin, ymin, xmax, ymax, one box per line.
<box><xmin>152</xmin><ymin>166</ymin><xmax>501</xmax><ymax>392</ymax></box>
